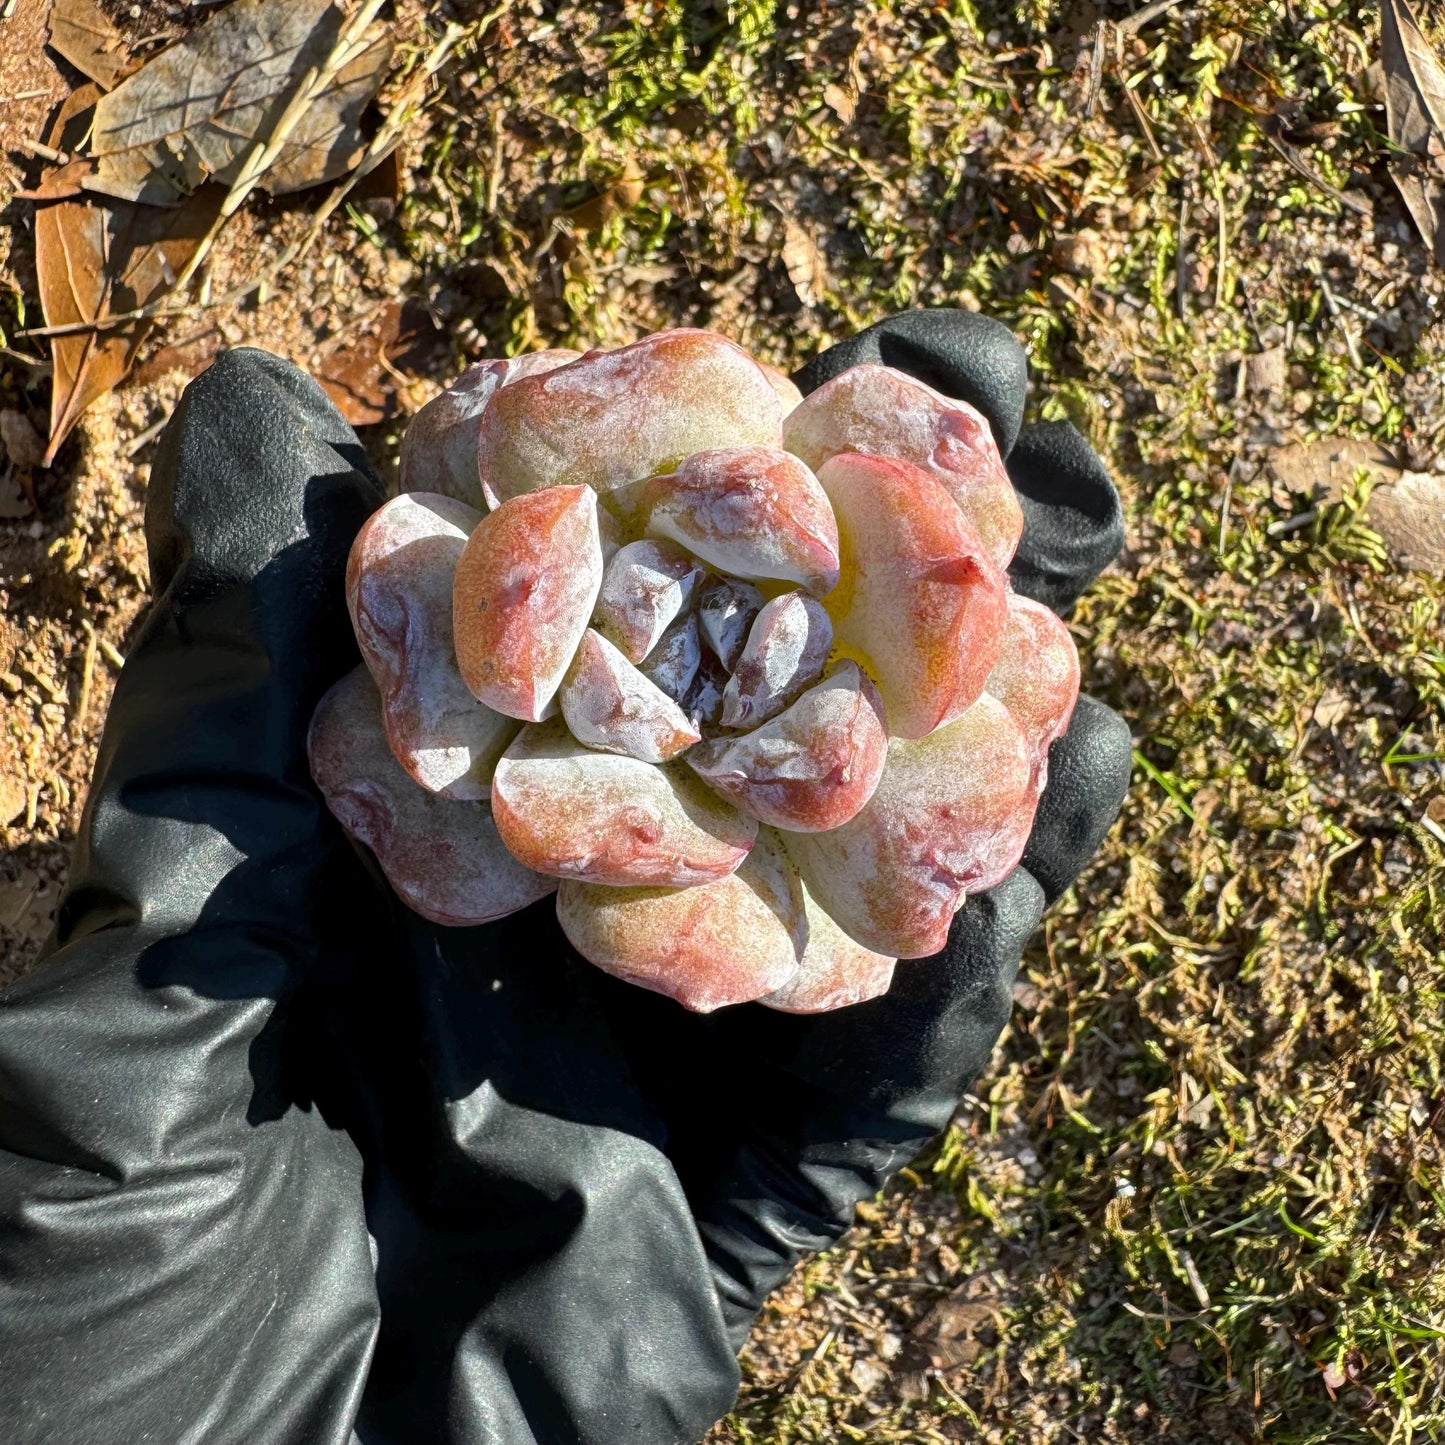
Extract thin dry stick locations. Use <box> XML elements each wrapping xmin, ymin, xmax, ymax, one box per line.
<box><xmin>1187</xmin><ymin>115</ymin><xmax>1230</xmax><ymax>308</ymax></box>
<box><xmin>1117</xmin><ymin>0</ymin><xmax>1189</xmax><ymax>35</ymax></box>
<box><xmin>1261</xmin><ymin>130</ymin><xmax>1370</xmax><ymax>216</ymax></box>
<box><xmin>1175</xmin><ymin>184</ymin><xmax>1189</xmax><ymax>319</ymax></box>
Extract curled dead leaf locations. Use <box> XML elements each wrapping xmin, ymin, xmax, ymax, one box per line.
<box><xmin>781</xmin><ymin>218</ymin><xmax>823</xmax><ymax>308</ymax></box>
<box><xmin>316</xmin><ymin>299</ymin><xmax>448</xmax><ymax>426</ymax></box>
<box><xmin>34</xmin><ymin>86</ymin><xmax>224</xmax><ymax>463</ymax></box>
<box><xmin>1381</xmin><ymin>0</ymin><xmax>1445</xmax><ymax>264</ymax></box>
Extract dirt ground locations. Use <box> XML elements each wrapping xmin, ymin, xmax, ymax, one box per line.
<box><xmin>2</xmin><ymin>1</ymin><xmax>1443</xmax><ymax>1441</ymax></box>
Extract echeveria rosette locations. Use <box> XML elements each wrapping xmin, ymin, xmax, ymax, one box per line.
<box><xmin>308</xmin><ymin>328</ymin><xmax>1081</xmax><ymax>1014</ymax></box>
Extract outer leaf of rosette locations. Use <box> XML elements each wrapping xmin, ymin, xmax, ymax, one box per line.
<box><xmin>309</xmin><ymin>666</ymin><xmax>554</xmax><ymax>927</ymax></box>
<box><xmin>346</xmin><ymin>491</ymin><xmax>519</xmax><ymax>799</ymax></box>
<box><xmin>476</xmin><ymin>329</ymin><xmax>788</xmax><ymax>507</ymax></box>
<box><xmin>555</xmin><ymin>830</ymin><xmax>804</xmax><ymax>1012</ymax></box>
<box><xmin>778</xmin><ymin>694</ymin><xmax>1031</xmax><ymax>959</ymax></box>
<box><xmin>782</xmin><ymin>362</ymin><xmax>1022</xmax><ymax>572</ymax></box>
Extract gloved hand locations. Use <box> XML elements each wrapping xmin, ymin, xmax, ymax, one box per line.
<box><xmin>0</xmin><ymin>310</ymin><xmax>1130</xmax><ymax>1445</ymax></box>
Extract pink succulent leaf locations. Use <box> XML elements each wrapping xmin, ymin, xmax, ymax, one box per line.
<box><xmin>779</xmin><ymin>694</ymin><xmax>1031</xmax><ymax>958</ymax></box>
<box><xmin>555</xmin><ymin>829</ymin><xmax>803</xmax><ymax>1013</ymax></box>
<box><xmin>347</xmin><ymin>492</ymin><xmax>519</xmax><ymax>799</ymax></box>
<box><xmin>962</xmin><ymin>759</ymin><xmax>1047</xmax><ymax>896</ymax></box>
<box><xmin>591</xmin><ymin>539</ymin><xmax>705</xmax><ymax>663</ymax></box>
<box><xmin>721</xmin><ymin>591</ymin><xmax>833</xmax><ymax>729</ymax></box>
<box><xmin>491</xmin><ymin>717</ymin><xmax>756</xmax><ymax>886</ymax></box>
<box><xmin>760</xmin><ymin>846</ymin><xmax>896</xmax><ymax>1013</ymax></box>
<box><xmin>639</xmin><ymin>610</ymin><xmax>702</xmax><ymax>703</ymax></box>
<box><xmin>399</xmin><ymin>349</ymin><xmax>581</xmax><ymax>510</ymax></box>
<box><xmin>689</xmin><ymin>661</ymin><xmax>888</xmax><ymax>834</ymax></box>
<box><xmin>560</xmin><ymin>630</ymin><xmax>701</xmax><ymax>763</ymax></box>
<box><xmin>697</xmin><ymin>576</ymin><xmax>765</xmax><ymax>671</ymax></box>
<box><xmin>476</xmin><ymin>329</ymin><xmax>786</xmax><ymax>506</ymax></box>
<box><xmin>817</xmin><ymin>451</ymin><xmax>1008</xmax><ymax>740</ymax></box>
<box><xmin>308</xmin><ymin>666</ymin><xmax>555</xmax><ymax>926</ymax></box>
<box><xmin>642</xmin><ymin>446</ymin><xmax>840</xmax><ymax>595</ymax></box>
<box><xmin>985</xmin><ymin>591</ymin><xmax>1081</xmax><ymax>760</ymax></box>
<box><xmin>759</xmin><ymin>361</ymin><xmax>803</xmax><ymax>412</ymax></box>
<box><xmin>452</xmin><ymin>484</ymin><xmax>603</xmax><ymax>722</ymax></box>
<box><xmin>782</xmin><ymin>362</ymin><xmax>1023</xmax><ymax>570</ymax></box>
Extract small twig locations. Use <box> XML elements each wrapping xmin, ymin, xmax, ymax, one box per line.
<box><xmin>97</xmin><ymin>637</ymin><xmax>125</xmax><ymax>670</ymax></box>
<box><xmin>1175</xmin><ymin>184</ymin><xmax>1189</xmax><ymax>320</ymax></box>
<box><xmin>74</xmin><ymin>622</ymin><xmax>98</xmax><ymax>736</ymax></box>
<box><xmin>1122</xmin><ymin>1299</ymin><xmax>1206</xmax><ymax>1325</ymax></box>
<box><xmin>1186</xmin><ymin>115</ymin><xmax>1230</xmax><ymax>308</ymax></box>
<box><xmin>0</xmin><ymin>88</ymin><xmax>53</xmax><ymax>103</ymax></box>
<box><xmin>0</xmin><ymin>345</ymin><xmax>49</xmax><ymax>369</ymax></box>
<box><xmin>1117</xmin><ymin>0</ymin><xmax>1189</xmax><ymax>35</ymax></box>
<box><xmin>1261</xmin><ymin>130</ymin><xmax>1370</xmax><ymax>216</ymax></box>
<box><xmin>1308</xmin><ymin>259</ymin><xmax>1364</xmax><ymax>370</ymax></box>
<box><xmin>1119</xmin><ymin>60</ymin><xmax>1163</xmax><ymax>160</ymax></box>
<box><xmin>1267</xmin><ymin>509</ymin><xmax>1318</xmax><ymax>537</ymax></box>
<box><xmin>125</xmin><ymin>413</ymin><xmax>171</xmax><ymax>457</ymax></box>
<box><xmin>1178</xmin><ymin>1249</ymin><xmax>1212</xmax><ymax>1310</ymax></box>
<box><xmin>1086</xmin><ymin>19</ymin><xmax>1108</xmax><ymax>118</ymax></box>
<box><xmin>21</xmin><ymin>139</ymin><xmax>70</xmax><ymax>164</ymax></box>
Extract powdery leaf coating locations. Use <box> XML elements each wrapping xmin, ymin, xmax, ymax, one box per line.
<box><xmin>555</xmin><ymin>830</ymin><xmax>804</xmax><ymax>1012</ymax></box>
<box><xmin>697</xmin><ymin>577</ymin><xmax>765</xmax><ymax>671</ymax></box>
<box><xmin>782</xmin><ymin>362</ymin><xmax>1024</xmax><ymax>570</ymax></box>
<box><xmin>643</xmin><ymin>446</ymin><xmax>841</xmax><ymax>595</ymax></box>
<box><xmin>984</xmin><ymin>591</ymin><xmax>1081</xmax><ymax>759</ymax></box>
<box><xmin>347</xmin><ymin>492</ymin><xmax>518</xmax><ymax>799</ymax></box>
<box><xmin>400</xmin><ymin>350</ymin><xmax>580</xmax><ymax>509</ymax></box>
<box><xmin>452</xmin><ymin>485</ymin><xmax>603</xmax><ymax>722</ymax></box>
<box><xmin>781</xmin><ymin>693</ymin><xmax>1031</xmax><ymax>958</ymax></box>
<box><xmin>818</xmin><ymin>452</ymin><xmax>1008</xmax><ymax>740</ymax></box>
<box><xmin>560</xmin><ymin>629</ymin><xmax>700</xmax><ymax>763</ymax></box>
<box><xmin>689</xmin><ymin>662</ymin><xmax>888</xmax><ymax>833</ymax></box>
<box><xmin>308</xmin><ymin>666</ymin><xmax>555</xmax><ymax>926</ymax></box>
<box><xmin>591</xmin><ymin>539</ymin><xmax>704</xmax><ymax>663</ymax></box>
<box><xmin>639</xmin><ymin>610</ymin><xmax>702</xmax><ymax>703</ymax></box>
<box><xmin>759</xmin><ymin>362</ymin><xmax>804</xmax><ymax>413</ymax></box>
<box><xmin>963</xmin><ymin>764</ymin><xmax>1045</xmax><ymax>896</ymax></box>
<box><xmin>760</xmin><ymin>861</ymin><xmax>896</xmax><ymax>1014</ymax></box>
<box><xmin>721</xmin><ymin>591</ymin><xmax>833</xmax><ymax>729</ymax></box>
<box><xmin>476</xmin><ymin>329</ymin><xmax>786</xmax><ymax>506</ymax></box>
<box><xmin>491</xmin><ymin>717</ymin><xmax>756</xmax><ymax>886</ymax></box>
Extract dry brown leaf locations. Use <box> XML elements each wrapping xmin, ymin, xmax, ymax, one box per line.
<box><xmin>1382</xmin><ymin>0</ymin><xmax>1445</xmax><ymax>264</ymax></box>
<box><xmin>781</xmin><ymin>218</ymin><xmax>824</xmax><ymax>308</ymax></box>
<box><xmin>47</xmin><ymin>0</ymin><xmax>132</xmax><ymax>91</ymax></box>
<box><xmin>35</xmin><ymin>85</ymin><xmax>224</xmax><ymax>463</ymax></box>
<box><xmin>822</xmin><ymin>81</ymin><xmax>856</xmax><ymax>126</ymax></box>
<box><xmin>566</xmin><ymin>165</ymin><xmax>645</xmax><ymax>232</ymax></box>
<box><xmin>1313</xmin><ymin>690</ymin><xmax>1351</xmax><ymax>729</ymax></box>
<box><xmin>316</xmin><ymin>299</ymin><xmax>447</xmax><ymax>427</ymax></box>
<box><xmin>83</xmin><ymin>0</ymin><xmax>392</xmax><ymax>206</ymax></box>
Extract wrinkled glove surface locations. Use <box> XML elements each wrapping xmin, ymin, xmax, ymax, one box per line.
<box><xmin>0</xmin><ymin>310</ymin><xmax>1129</xmax><ymax>1445</ymax></box>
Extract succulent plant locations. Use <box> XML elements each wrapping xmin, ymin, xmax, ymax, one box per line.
<box><xmin>309</xmin><ymin>328</ymin><xmax>1080</xmax><ymax>1013</ymax></box>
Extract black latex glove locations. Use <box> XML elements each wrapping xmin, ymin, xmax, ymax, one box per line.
<box><xmin>0</xmin><ymin>310</ymin><xmax>1130</xmax><ymax>1445</ymax></box>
